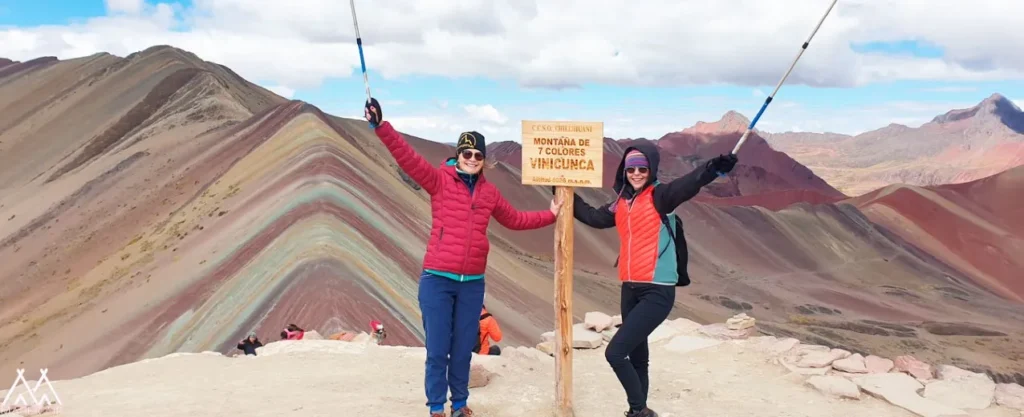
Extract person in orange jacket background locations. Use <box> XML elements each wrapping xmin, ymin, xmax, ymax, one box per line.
<box><xmin>473</xmin><ymin>305</ymin><xmax>502</xmax><ymax>355</ymax></box>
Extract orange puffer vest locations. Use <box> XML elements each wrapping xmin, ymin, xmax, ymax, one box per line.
<box><xmin>613</xmin><ymin>186</ymin><xmax>677</xmax><ymax>285</ymax></box>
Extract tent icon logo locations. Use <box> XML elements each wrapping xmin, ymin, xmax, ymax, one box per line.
<box><xmin>1</xmin><ymin>368</ymin><xmax>62</xmax><ymax>414</ymax></box>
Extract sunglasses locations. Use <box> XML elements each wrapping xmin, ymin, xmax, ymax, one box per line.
<box><xmin>460</xmin><ymin>150</ymin><xmax>484</xmax><ymax>161</ymax></box>
<box><xmin>626</xmin><ymin>167</ymin><xmax>649</xmax><ymax>174</ymax></box>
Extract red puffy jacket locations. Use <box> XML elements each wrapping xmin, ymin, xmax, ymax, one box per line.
<box><xmin>374</xmin><ymin>121</ymin><xmax>556</xmax><ymax>276</ymax></box>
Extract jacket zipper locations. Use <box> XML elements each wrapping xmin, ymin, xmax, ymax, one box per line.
<box><xmin>626</xmin><ymin>197</ymin><xmax>633</xmax><ymax>283</ymax></box>
<box><xmin>460</xmin><ymin>178</ymin><xmax>478</xmax><ymax>282</ymax></box>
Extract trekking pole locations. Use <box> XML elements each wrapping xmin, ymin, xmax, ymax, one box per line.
<box><xmin>730</xmin><ymin>0</ymin><xmax>839</xmax><ymax>155</ymax></box>
<box><xmin>349</xmin><ymin>0</ymin><xmax>372</xmax><ymax>102</ymax></box>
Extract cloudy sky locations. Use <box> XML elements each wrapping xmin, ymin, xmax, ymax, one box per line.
<box><xmin>1</xmin><ymin>0</ymin><xmax>1023</xmax><ymax>143</ymax></box>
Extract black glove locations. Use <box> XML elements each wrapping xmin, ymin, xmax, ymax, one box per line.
<box><xmin>365</xmin><ymin>97</ymin><xmax>382</xmax><ymax>128</ymax></box>
<box><xmin>710</xmin><ymin>153</ymin><xmax>738</xmax><ymax>175</ymax></box>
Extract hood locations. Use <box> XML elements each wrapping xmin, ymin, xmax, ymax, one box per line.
<box><xmin>613</xmin><ymin>139</ymin><xmax>661</xmax><ymax>198</ymax></box>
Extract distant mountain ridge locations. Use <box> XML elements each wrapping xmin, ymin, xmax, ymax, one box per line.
<box><xmin>766</xmin><ymin>93</ymin><xmax>1024</xmax><ymax>196</ymax></box>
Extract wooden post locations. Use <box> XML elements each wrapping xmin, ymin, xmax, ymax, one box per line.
<box><xmin>553</xmin><ymin>185</ymin><xmax>575</xmax><ymax>417</ymax></box>
<box><xmin>519</xmin><ymin>119</ymin><xmax>602</xmax><ymax>417</ymax></box>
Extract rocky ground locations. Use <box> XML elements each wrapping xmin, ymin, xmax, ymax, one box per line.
<box><xmin>1</xmin><ymin>313</ymin><xmax>1022</xmax><ymax>417</ymax></box>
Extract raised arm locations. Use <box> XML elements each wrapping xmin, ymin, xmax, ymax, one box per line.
<box><xmin>653</xmin><ymin>154</ymin><xmax>737</xmax><ymax>213</ymax></box>
<box><xmin>571</xmin><ymin>193</ymin><xmax>616</xmax><ymax>229</ymax></box>
<box><xmin>491</xmin><ymin>192</ymin><xmax>557</xmax><ymax>230</ymax></box>
<box><xmin>366</xmin><ymin>98</ymin><xmax>442</xmax><ymax>195</ymax></box>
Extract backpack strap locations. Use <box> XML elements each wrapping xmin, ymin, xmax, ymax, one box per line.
<box><xmin>657</xmin><ymin>212</ymin><xmax>676</xmax><ymax>258</ymax></box>
<box><xmin>655</xmin><ymin>182</ymin><xmax>678</xmax><ymax>257</ymax></box>
<box><xmin>480</xmin><ymin>313</ymin><xmax>492</xmax><ymax>320</ymax></box>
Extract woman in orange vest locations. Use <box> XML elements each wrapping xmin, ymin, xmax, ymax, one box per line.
<box><xmin>571</xmin><ymin>141</ymin><xmax>737</xmax><ymax>417</ymax></box>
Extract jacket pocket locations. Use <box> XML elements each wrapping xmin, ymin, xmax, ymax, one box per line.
<box><xmin>439</xmin><ymin>226</ymin><xmax>444</xmax><ymax>241</ymax></box>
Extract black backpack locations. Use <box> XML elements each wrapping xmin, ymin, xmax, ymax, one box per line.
<box><xmin>612</xmin><ymin>212</ymin><xmax>690</xmax><ymax>287</ymax></box>
<box><xmin>472</xmin><ymin>312</ymin><xmax>492</xmax><ymax>353</ymax></box>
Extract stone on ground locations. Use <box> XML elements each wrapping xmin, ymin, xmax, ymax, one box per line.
<box><xmin>853</xmin><ymin>373</ymin><xmax>968</xmax><ymax>417</ymax></box>
<box><xmin>866</xmin><ymin>355</ymin><xmax>895</xmax><ymax>373</ymax></box>
<box><xmin>726</xmin><ymin>313</ymin><xmax>756</xmax><ymax>330</ymax></box>
<box><xmin>698</xmin><ymin>323</ymin><xmax>755</xmax><ymax>340</ymax></box>
<box><xmin>894</xmin><ymin>355</ymin><xmax>934</xmax><ymax>381</ymax></box>
<box><xmin>793</xmin><ymin>344</ymin><xmax>832</xmax><ymax>355</ymax></box>
<box><xmin>303</xmin><ymin>330</ymin><xmax>324</xmax><ymax>340</ymax></box>
<box><xmin>572</xmin><ymin>323</ymin><xmax>604</xmax><ymax>348</ymax></box>
<box><xmin>468</xmin><ymin>355</ymin><xmax>505</xmax><ymax>388</ymax></box>
<box><xmin>806</xmin><ymin>375</ymin><xmax>861</xmax><ymax>400</ymax></box>
<box><xmin>781</xmin><ymin>358</ymin><xmax>830</xmax><ymax>375</ymax></box>
<box><xmin>469</xmin><ymin>363</ymin><xmax>495</xmax><ymax>388</ymax></box>
<box><xmin>601</xmin><ymin>328</ymin><xmax>617</xmax><ymax>342</ymax></box>
<box><xmin>584</xmin><ymin>311</ymin><xmax>615</xmax><ymax>332</ymax></box>
<box><xmin>995</xmin><ymin>383</ymin><xmax>1024</xmax><ymax>410</ymax></box>
<box><xmin>535</xmin><ymin>341</ymin><xmax>555</xmax><ymax>356</ymax></box>
<box><xmin>833</xmin><ymin>353</ymin><xmax>869</xmax><ymax>373</ymax></box>
<box><xmin>797</xmin><ymin>349</ymin><xmax>850</xmax><ymax>368</ymax></box>
<box><xmin>766</xmin><ymin>337</ymin><xmax>801</xmax><ymax>356</ymax></box>
<box><xmin>535</xmin><ymin>325</ymin><xmax>604</xmax><ymax>349</ymax></box>
<box><xmin>610</xmin><ymin>314</ymin><xmax>623</xmax><ymax>327</ymax></box>
<box><xmin>922</xmin><ymin>365</ymin><xmax>995</xmax><ymax>410</ymax></box>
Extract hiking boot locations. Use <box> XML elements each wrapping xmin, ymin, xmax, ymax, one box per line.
<box><xmin>450</xmin><ymin>406</ymin><xmax>474</xmax><ymax>417</ymax></box>
<box><xmin>429</xmin><ymin>412</ymin><xmax>446</xmax><ymax>417</ymax></box>
<box><xmin>624</xmin><ymin>407</ymin><xmax>658</xmax><ymax>417</ymax></box>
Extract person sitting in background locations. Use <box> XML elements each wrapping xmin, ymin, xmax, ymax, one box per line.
<box><xmin>474</xmin><ymin>305</ymin><xmax>502</xmax><ymax>356</ymax></box>
<box><xmin>370</xmin><ymin>320</ymin><xmax>387</xmax><ymax>345</ymax></box>
<box><xmin>237</xmin><ymin>333</ymin><xmax>262</xmax><ymax>356</ymax></box>
<box><xmin>280</xmin><ymin>324</ymin><xmax>305</xmax><ymax>340</ymax></box>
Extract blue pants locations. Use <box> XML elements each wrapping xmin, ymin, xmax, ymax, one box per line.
<box><xmin>418</xmin><ymin>271</ymin><xmax>485</xmax><ymax>413</ymax></box>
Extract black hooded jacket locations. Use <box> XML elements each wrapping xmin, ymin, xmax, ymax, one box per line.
<box><xmin>237</xmin><ymin>338</ymin><xmax>262</xmax><ymax>355</ymax></box>
<box><xmin>572</xmin><ymin>139</ymin><xmax>720</xmax><ymax>228</ymax></box>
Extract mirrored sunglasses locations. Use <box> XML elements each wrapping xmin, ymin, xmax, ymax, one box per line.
<box><xmin>460</xmin><ymin>150</ymin><xmax>484</xmax><ymax>161</ymax></box>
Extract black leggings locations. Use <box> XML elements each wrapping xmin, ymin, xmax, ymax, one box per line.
<box><xmin>604</xmin><ymin>282</ymin><xmax>676</xmax><ymax>411</ymax></box>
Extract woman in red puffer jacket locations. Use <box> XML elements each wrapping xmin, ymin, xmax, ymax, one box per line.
<box><xmin>365</xmin><ymin>98</ymin><xmax>561</xmax><ymax>417</ymax></box>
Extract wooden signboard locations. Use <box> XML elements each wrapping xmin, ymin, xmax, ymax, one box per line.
<box><xmin>521</xmin><ymin>120</ymin><xmax>603</xmax><ymax>417</ymax></box>
<box><xmin>520</xmin><ymin>120</ymin><xmax>604</xmax><ymax>187</ymax></box>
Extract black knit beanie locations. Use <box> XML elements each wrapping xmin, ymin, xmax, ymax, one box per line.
<box><xmin>456</xmin><ymin>131</ymin><xmax>486</xmax><ymax>158</ymax></box>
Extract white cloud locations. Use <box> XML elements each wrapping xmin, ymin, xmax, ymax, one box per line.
<box><xmin>463</xmin><ymin>104</ymin><xmax>508</xmax><ymax>125</ymax></box>
<box><xmin>2</xmin><ymin>0</ymin><xmax>1023</xmax><ymax>92</ymax></box>
<box><xmin>106</xmin><ymin>0</ymin><xmax>144</xmax><ymax>14</ymax></box>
